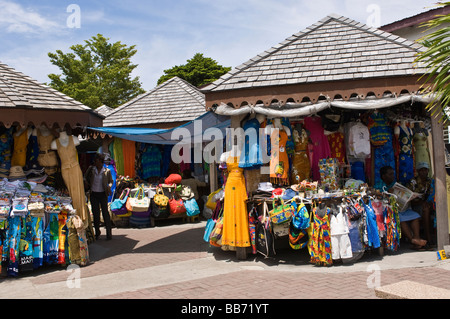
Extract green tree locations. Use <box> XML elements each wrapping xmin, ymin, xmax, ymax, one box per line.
<box><xmin>48</xmin><ymin>34</ymin><xmax>145</xmax><ymax>109</ymax></box>
<box><xmin>415</xmin><ymin>2</ymin><xmax>450</xmax><ymax>118</ymax></box>
<box><xmin>157</xmin><ymin>53</ymin><xmax>231</xmax><ymax>87</ymax></box>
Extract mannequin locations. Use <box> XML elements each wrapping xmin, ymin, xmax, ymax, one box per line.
<box><xmin>52</xmin><ymin>129</ymin><xmax>88</xmax><ymax>227</ymax></box>
<box><xmin>37</xmin><ymin>125</ymin><xmax>59</xmax><ymax>175</ymax></box>
<box><xmin>51</xmin><ymin>131</ymin><xmax>80</xmax><ymax>150</ymax></box>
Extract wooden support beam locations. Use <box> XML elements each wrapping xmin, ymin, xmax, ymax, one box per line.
<box><xmin>430</xmin><ymin>105</ymin><xmax>450</xmax><ymax>250</ymax></box>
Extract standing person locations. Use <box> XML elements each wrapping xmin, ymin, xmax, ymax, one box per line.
<box><xmin>84</xmin><ymin>153</ymin><xmax>113</xmax><ymax>240</ymax></box>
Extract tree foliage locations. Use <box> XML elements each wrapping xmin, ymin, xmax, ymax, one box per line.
<box><xmin>415</xmin><ymin>2</ymin><xmax>450</xmax><ymax>119</ymax></box>
<box><xmin>157</xmin><ymin>53</ymin><xmax>231</xmax><ymax>87</ymax></box>
<box><xmin>47</xmin><ymin>34</ymin><xmax>145</xmax><ymax>109</ymax></box>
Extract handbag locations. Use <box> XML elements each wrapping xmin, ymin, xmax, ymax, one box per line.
<box><xmin>169</xmin><ymin>194</ymin><xmax>186</xmax><ymax>215</ymax></box>
<box><xmin>165</xmin><ymin>174</ymin><xmax>182</xmax><ymax>185</ymax></box>
<box><xmin>268</xmin><ymin>198</ymin><xmax>294</xmax><ymax>225</ymax></box>
<box><xmin>153</xmin><ymin>187</ymin><xmax>169</xmax><ymax>207</ymax></box>
<box><xmin>209</xmin><ymin>216</ymin><xmax>224</xmax><ymax>247</ymax></box>
<box><xmin>291</xmin><ymin>200</ymin><xmax>310</xmax><ymax>230</ymax></box>
<box><xmin>184</xmin><ymin>198</ymin><xmax>200</xmax><ymax>216</ymax></box>
<box><xmin>256</xmin><ymin>202</ymin><xmax>276</xmax><ymax>257</ymax></box>
<box><xmin>111</xmin><ymin>188</ymin><xmax>130</xmax><ymax>211</ymax></box>
<box><xmin>179</xmin><ymin>185</ymin><xmax>195</xmax><ymax>200</ymax></box>
<box><xmin>126</xmin><ymin>186</ymin><xmax>150</xmax><ymax>212</ymax></box>
<box><xmin>203</xmin><ymin>218</ymin><xmax>216</xmax><ymax>243</ymax></box>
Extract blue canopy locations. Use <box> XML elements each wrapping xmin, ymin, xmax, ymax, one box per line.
<box><xmin>88</xmin><ymin>111</ymin><xmax>230</xmax><ymax>145</ymax></box>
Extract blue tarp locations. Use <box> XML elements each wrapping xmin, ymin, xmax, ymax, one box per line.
<box><xmin>88</xmin><ymin>111</ymin><xmax>230</xmax><ymax>145</ymax></box>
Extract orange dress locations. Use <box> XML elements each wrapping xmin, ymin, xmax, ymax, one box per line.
<box><xmin>270</xmin><ymin>129</ymin><xmax>289</xmax><ymax>185</ymax></box>
<box><xmin>55</xmin><ymin>137</ymin><xmax>88</xmax><ymax>225</ymax></box>
<box><xmin>221</xmin><ymin>157</ymin><xmax>250</xmax><ymax>249</ymax></box>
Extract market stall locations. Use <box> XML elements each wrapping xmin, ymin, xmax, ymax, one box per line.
<box><xmin>200</xmin><ymin>14</ymin><xmax>449</xmax><ymax>262</ymax></box>
<box><xmin>87</xmin><ymin>77</ymin><xmax>230</xmax><ymax>228</ymax></box>
<box><xmin>0</xmin><ymin>61</ymin><xmax>103</xmax><ymax>276</ymax></box>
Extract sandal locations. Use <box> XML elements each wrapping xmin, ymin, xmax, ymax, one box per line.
<box><xmin>410</xmin><ymin>245</ymin><xmax>426</xmax><ymax>251</ymax></box>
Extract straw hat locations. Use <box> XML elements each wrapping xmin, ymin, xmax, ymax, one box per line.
<box><xmin>9</xmin><ymin>166</ymin><xmax>26</xmax><ymax>180</ymax></box>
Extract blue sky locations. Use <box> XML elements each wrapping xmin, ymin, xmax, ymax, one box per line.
<box><xmin>0</xmin><ymin>0</ymin><xmax>439</xmax><ymax>91</ymax></box>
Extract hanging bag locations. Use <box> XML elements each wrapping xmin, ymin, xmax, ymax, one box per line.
<box><xmin>256</xmin><ymin>202</ymin><xmax>276</xmax><ymax>257</ymax></box>
<box><xmin>111</xmin><ymin>188</ymin><xmax>130</xmax><ymax>212</ymax></box>
<box><xmin>184</xmin><ymin>198</ymin><xmax>200</xmax><ymax>216</ymax></box>
<box><xmin>127</xmin><ymin>186</ymin><xmax>150</xmax><ymax>212</ymax></box>
<box><xmin>169</xmin><ymin>193</ymin><xmax>186</xmax><ymax>215</ymax></box>
<box><xmin>203</xmin><ymin>202</ymin><xmax>223</xmax><ymax>243</ymax></box>
<box><xmin>151</xmin><ymin>187</ymin><xmax>170</xmax><ymax>218</ymax></box>
<box><xmin>268</xmin><ymin>198</ymin><xmax>294</xmax><ymax>225</ymax></box>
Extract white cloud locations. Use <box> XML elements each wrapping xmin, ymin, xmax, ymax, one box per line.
<box><xmin>0</xmin><ymin>0</ymin><xmax>62</xmax><ymax>34</ymax></box>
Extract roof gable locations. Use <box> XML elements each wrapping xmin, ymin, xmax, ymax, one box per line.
<box><xmin>202</xmin><ymin>14</ymin><xmax>427</xmax><ymax>92</ymax></box>
<box><xmin>0</xmin><ymin>62</ymin><xmax>92</xmax><ymax>111</ymax></box>
<box><xmin>103</xmin><ymin>76</ymin><xmax>206</xmax><ymax>127</ymax></box>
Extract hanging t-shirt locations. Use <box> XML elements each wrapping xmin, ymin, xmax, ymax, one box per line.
<box><xmin>347</xmin><ymin>122</ymin><xmax>371</xmax><ymax>158</ymax></box>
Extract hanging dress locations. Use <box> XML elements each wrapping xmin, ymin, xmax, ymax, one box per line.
<box><xmin>304</xmin><ymin>116</ymin><xmax>331</xmax><ymax>181</ymax></box>
<box><xmin>327</xmin><ymin>132</ymin><xmax>346</xmax><ymax>164</ymax></box>
<box><xmin>37</xmin><ymin>129</ymin><xmax>58</xmax><ymax>175</ymax></box>
<box><xmin>122</xmin><ymin>139</ymin><xmax>136</xmax><ymax>178</ymax></box>
<box><xmin>221</xmin><ymin>156</ymin><xmax>250</xmax><ymax>249</ymax></box>
<box><xmin>309</xmin><ymin>206</ymin><xmax>333</xmax><ymax>266</ymax></box>
<box><xmin>55</xmin><ymin>137</ymin><xmax>89</xmax><ymax>225</ymax></box>
<box><xmin>0</xmin><ymin>128</ymin><xmax>13</xmax><ymax>171</ymax></box>
<box><xmin>269</xmin><ymin>129</ymin><xmax>290</xmax><ymax>185</ymax></box>
<box><xmin>290</xmin><ymin>128</ymin><xmax>311</xmax><ymax>183</ymax></box>
<box><xmin>11</xmin><ymin>129</ymin><xmax>29</xmax><ymax>167</ymax></box>
<box><xmin>413</xmin><ymin>131</ymin><xmax>431</xmax><ymax>173</ymax></box>
<box><xmin>362</xmin><ymin>199</ymin><xmax>381</xmax><ymax>249</ymax></box>
<box><xmin>397</xmin><ymin>125</ymin><xmax>414</xmax><ymax>185</ymax></box>
<box><xmin>384</xmin><ymin>196</ymin><xmax>401</xmax><ymax>251</ymax></box>
<box><xmin>367</xmin><ymin>112</ymin><xmax>395</xmax><ymax>186</ymax></box>
<box><xmin>25</xmin><ymin>132</ymin><xmax>40</xmax><ymax>170</ymax></box>
<box><xmin>239</xmin><ymin>118</ymin><xmax>263</xmax><ymax>169</ymax></box>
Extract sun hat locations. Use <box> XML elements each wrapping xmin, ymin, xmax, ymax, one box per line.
<box><xmin>8</xmin><ymin>166</ymin><xmax>26</xmax><ymax>180</ymax></box>
<box><xmin>258</xmin><ymin>182</ymin><xmax>275</xmax><ymax>192</ymax></box>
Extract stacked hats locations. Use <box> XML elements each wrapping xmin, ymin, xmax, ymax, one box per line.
<box><xmin>8</xmin><ymin>166</ymin><xmax>26</xmax><ymax>181</ymax></box>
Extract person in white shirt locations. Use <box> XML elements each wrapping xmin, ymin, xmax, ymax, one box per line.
<box><xmin>84</xmin><ymin>153</ymin><xmax>113</xmax><ymax>240</ymax></box>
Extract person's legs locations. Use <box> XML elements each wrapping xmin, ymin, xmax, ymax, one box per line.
<box><xmin>421</xmin><ymin>202</ymin><xmax>433</xmax><ymax>244</ymax></box>
<box><xmin>401</xmin><ymin>219</ymin><xmax>426</xmax><ymax>248</ymax></box>
<box><xmin>99</xmin><ymin>192</ymin><xmax>112</xmax><ymax>239</ymax></box>
<box><xmin>90</xmin><ymin>192</ymin><xmax>101</xmax><ymax>238</ymax></box>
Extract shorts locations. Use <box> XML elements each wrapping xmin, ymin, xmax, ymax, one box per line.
<box><xmin>331</xmin><ymin>234</ymin><xmax>353</xmax><ymax>260</ymax></box>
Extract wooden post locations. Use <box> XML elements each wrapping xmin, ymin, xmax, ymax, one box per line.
<box><xmin>430</xmin><ymin>105</ymin><xmax>450</xmax><ymax>250</ymax></box>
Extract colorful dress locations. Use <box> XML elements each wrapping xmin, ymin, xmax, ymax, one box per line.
<box><xmin>413</xmin><ymin>132</ymin><xmax>431</xmax><ymax>173</ymax></box>
<box><xmin>327</xmin><ymin>132</ymin><xmax>346</xmax><ymax>164</ymax></box>
<box><xmin>221</xmin><ymin>157</ymin><xmax>250</xmax><ymax>249</ymax></box>
<box><xmin>397</xmin><ymin>125</ymin><xmax>414</xmax><ymax>185</ymax></box>
<box><xmin>141</xmin><ymin>145</ymin><xmax>162</xmax><ymax>178</ymax></box>
<box><xmin>270</xmin><ymin>129</ymin><xmax>290</xmax><ymax>185</ymax></box>
<box><xmin>309</xmin><ymin>206</ymin><xmax>333</xmax><ymax>266</ymax></box>
<box><xmin>304</xmin><ymin>116</ymin><xmax>331</xmax><ymax>181</ymax></box>
<box><xmin>291</xmin><ymin>128</ymin><xmax>311</xmax><ymax>183</ymax></box>
<box><xmin>368</xmin><ymin>112</ymin><xmax>395</xmax><ymax>186</ymax></box>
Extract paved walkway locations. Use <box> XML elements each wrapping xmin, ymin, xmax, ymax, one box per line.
<box><xmin>1</xmin><ymin>220</ymin><xmax>450</xmax><ymax>301</ymax></box>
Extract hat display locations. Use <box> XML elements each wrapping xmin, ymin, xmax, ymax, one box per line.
<box><xmin>257</xmin><ymin>182</ymin><xmax>274</xmax><ymax>192</ymax></box>
<box><xmin>8</xmin><ymin>166</ymin><xmax>26</xmax><ymax>181</ymax></box>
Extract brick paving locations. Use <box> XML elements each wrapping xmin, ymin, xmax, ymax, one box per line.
<box><xmin>4</xmin><ymin>219</ymin><xmax>450</xmax><ymax>300</ymax></box>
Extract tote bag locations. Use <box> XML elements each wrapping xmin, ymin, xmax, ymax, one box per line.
<box><xmin>184</xmin><ymin>198</ymin><xmax>200</xmax><ymax>216</ymax></box>
<box><xmin>110</xmin><ymin>188</ymin><xmax>130</xmax><ymax>211</ymax></box>
<box><xmin>169</xmin><ymin>194</ymin><xmax>186</xmax><ymax>215</ymax></box>
<box><xmin>127</xmin><ymin>186</ymin><xmax>150</xmax><ymax>212</ymax></box>
<box><xmin>256</xmin><ymin>202</ymin><xmax>276</xmax><ymax>257</ymax></box>
<box><xmin>269</xmin><ymin>198</ymin><xmax>293</xmax><ymax>225</ymax></box>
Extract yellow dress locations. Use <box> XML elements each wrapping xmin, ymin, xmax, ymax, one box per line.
<box><xmin>55</xmin><ymin>137</ymin><xmax>88</xmax><ymax>225</ymax></box>
<box><xmin>11</xmin><ymin>129</ymin><xmax>29</xmax><ymax>167</ymax></box>
<box><xmin>270</xmin><ymin>129</ymin><xmax>289</xmax><ymax>185</ymax></box>
<box><xmin>221</xmin><ymin>156</ymin><xmax>250</xmax><ymax>249</ymax></box>
<box><xmin>291</xmin><ymin>128</ymin><xmax>311</xmax><ymax>184</ymax></box>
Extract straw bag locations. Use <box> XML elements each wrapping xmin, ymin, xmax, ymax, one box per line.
<box><xmin>126</xmin><ymin>186</ymin><xmax>150</xmax><ymax>212</ymax></box>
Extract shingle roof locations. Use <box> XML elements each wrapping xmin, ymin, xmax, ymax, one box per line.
<box><xmin>0</xmin><ymin>61</ymin><xmax>93</xmax><ymax>111</ymax></box>
<box><xmin>202</xmin><ymin>14</ymin><xmax>427</xmax><ymax>93</ymax></box>
<box><xmin>103</xmin><ymin>76</ymin><xmax>206</xmax><ymax>127</ymax></box>
<box><xmin>95</xmin><ymin>105</ymin><xmax>114</xmax><ymax>117</ymax></box>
